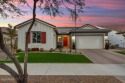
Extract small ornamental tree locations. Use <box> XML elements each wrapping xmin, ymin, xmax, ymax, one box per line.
<box><xmin>0</xmin><ymin>0</ymin><xmax>85</xmax><ymax>83</ymax></box>
<box><xmin>7</xmin><ymin>24</ymin><xmax>17</xmax><ymax>53</ymax></box>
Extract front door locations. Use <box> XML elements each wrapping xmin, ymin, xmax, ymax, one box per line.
<box><xmin>63</xmin><ymin>36</ymin><xmax>68</xmax><ymax>46</ymax></box>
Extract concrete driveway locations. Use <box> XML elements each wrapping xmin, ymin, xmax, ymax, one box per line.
<box><xmin>78</xmin><ymin>49</ymin><xmax>125</xmax><ymax>64</ymax></box>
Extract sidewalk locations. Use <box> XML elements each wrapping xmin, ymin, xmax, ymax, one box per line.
<box><xmin>0</xmin><ymin>63</ymin><xmax>125</xmax><ymax>76</ymax></box>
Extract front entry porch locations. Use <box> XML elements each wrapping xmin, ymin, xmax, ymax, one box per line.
<box><xmin>63</xmin><ymin>36</ymin><xmax>70</xmax><ymax>48</ymax></box>
<box><xmin>57</xmin><ymin>35</ymin><xmax>70</xmax><ymax>48</ymax></box>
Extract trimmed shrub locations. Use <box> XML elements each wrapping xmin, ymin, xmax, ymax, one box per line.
<box><xmin>110</xmin><ymin>44</ymin><xmax>119</xmax><ymax>49</ymax></box>
<box><xmin>40</xmin><ymin>48</ymin><xmax>44</xmax><ymax>52</ymax></box>
<box><xmin>28</xmin><ymin>48</ymin><xmax>31</xmax><ymax>52</ymax></box>
<box><xmin>69</xmin><ymin>49</ymin><xmax>72</xmax><ymax>53</ymax></box>
<box><xmin>59</xmin><ymin>48</ymin><xmax>62</xmax><ymax>52</ymax></box>
<box><xmin>49</xmin><ymin>48</ymin><xmax>53</xmax><ymax>52</ymax></box>
<box><xmin>31</xmin><ymin>48</ymin><xmax>39</xmax><ymax>51</ymax></box>
<box><xmin>16</xmin><ymin>49</ymin><xmax>21</xmax><ymax>53</ymax></box>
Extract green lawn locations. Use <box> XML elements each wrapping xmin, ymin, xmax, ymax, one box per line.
<box><xmin>1</xmin><ymin>53</ymin><xmax>92</xmax><ymax>63</ymax></box>
<box><xmin>115</xmin><ymin>51</ymin><xmax>125</xmax><ymax>55</ymax></box>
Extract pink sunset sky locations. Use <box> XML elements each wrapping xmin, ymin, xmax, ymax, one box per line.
<box><xmin>0</xmin><ymin>0</ymin><xmax>125</xmax><ymax>27</ymax></box>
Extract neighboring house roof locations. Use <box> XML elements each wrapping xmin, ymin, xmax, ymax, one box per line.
<box><xmin>116</xmin><ymin>32</ymin><xmax>125</xmax><ymax>34</ymax></box>
<box><xmin>14</xmin><ymin>18</ymin><xmax>56</xmax><ymax>29</ymax></box>
<box><xmin>100</xmin><ymin>25</ymin><xmax>125</xmax><ymax>32</ymax></box>
<box><xmin>0</xmin><ymin>27</ymin><xmax>8</xmax><ymax>34</ymax></box>
<box><xmin>100</xmin><ymin>25</ymin><xmax>125</xmax><ymax>34</ymax></box>
<box><xmin>0</xmin><ymin>27</ymin><xmax>17</xmax><ymax>35</ymax></box>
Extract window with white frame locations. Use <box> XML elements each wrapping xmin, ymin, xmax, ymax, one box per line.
<box><xmin>32</xmin><ymin>32</ymin><xmax>41</xmax><ymax>43</ymax></box>
<box><xmin>58</xmin><ymin>36</ymin><xmax>62</xmax><ymax>42</ymax></box>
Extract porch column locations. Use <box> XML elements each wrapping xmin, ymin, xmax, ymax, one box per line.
<box><xmin>70</xmin><ymin>33</ymin><xmax>73</xmax><ymax>49</ymax></box>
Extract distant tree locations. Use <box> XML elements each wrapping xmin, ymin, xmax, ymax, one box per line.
<box><xmin>7</xmin><ymin>24</ymin><xmax>17</xmax><ymax>53</ymax></box>
<box><xmin>0</xmin><ymin>0</ymin><xmax>26</xmax><ymax>18</ymax></box>
<box><xmin>0</xmin><ymin>0</ymin><xmax>85</xmax><ymax>83</ymax></box>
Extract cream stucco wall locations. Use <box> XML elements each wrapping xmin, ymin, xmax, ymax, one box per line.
<box><xmin>108</xmin><ymin>31</ymin><xmax>125</xmax><ymax>48</ymax></box>
<box><xmin>17</xmin><ymin>21</ymin><xmax>56</xmax><ymax>50</ymax></box>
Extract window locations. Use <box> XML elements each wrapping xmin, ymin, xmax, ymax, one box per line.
<box><xmin>58</xmin><ymin>36</ymin><xmax>62</xmax><ymax>42</ymax></box>
<box><xmin>32</xmin><ymin>32</ymin><xmax>41</xmax><ymax>43</ymax></box>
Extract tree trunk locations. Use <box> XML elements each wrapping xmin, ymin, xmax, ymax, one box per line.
<box><xmin>11</xmin><ymin>37</ymin><xmax>13</xmax><ymax>54</ymax></box>
<box><xmin>0</xmin><ymin>28</ymin><xmax>24</xmax><ymax>83</ymax></box>
<box><xmin>23</xmin><ymin>0</ymin><xmax>38</xmax><ymax>83</ymax></box>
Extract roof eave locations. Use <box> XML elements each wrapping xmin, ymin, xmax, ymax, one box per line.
<box><xmin>116</xmin><ymin>32</ymin><xmax>125</xmax><ymax>34</ymax></box>
<box><xmin>70</xmin><ymin>30</ymin><xmax>111</xmax><ymax>33</ymax></box>
<box><xmin>14</xmin><ymin>18</ymin><xmax>56</xmax><ymax>29</ymax></box>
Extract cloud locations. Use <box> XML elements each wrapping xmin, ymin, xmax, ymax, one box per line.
<box><xmin>0</xmin><ymin>0</ymin><xmax>125</xmax><ymax>27</ymax></box>
<box><xmin>86</xmin><ymin>0</ymin><xmax>125</xmax><ymax>10</ymax></box>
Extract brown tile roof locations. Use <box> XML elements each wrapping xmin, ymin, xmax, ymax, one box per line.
<box><xmin>0</xmin><ymin>27</ymin><xmax>17</xmax><ymax>35</ymax></box>
<box><xmin>0</xmin><ymin>27</ymin><xmax>9</xmax><ymax>33</ymax></box>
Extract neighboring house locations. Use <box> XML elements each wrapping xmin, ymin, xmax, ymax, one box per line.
<box><xmin>100</xmin><ymin>25</ymin><xmax>125</xmax><ymax>48</ymax></box>
<box><xmin>15</xmin><ymin>18</ymin><xmax>110</xmax><ymax>51</ymax></box>
<box><xmin>0</xmin><ymin>27</ymin><xmax>17</xmax><ymax>49</ymax></box>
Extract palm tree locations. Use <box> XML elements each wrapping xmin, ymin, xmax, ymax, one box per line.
<box><xmin>7</xmin><ymin>24</ymin><xmax>17</xmax><ymax>53</ymax></box>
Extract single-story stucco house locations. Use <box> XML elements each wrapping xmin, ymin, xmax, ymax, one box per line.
<box><xmin>15</xmin><ymin>18</ymin><xmax>110</xmax><ymax>51</ymax></box>
<box><xmin>101</xmin><ymin>25</ymin><xmax>125</xmax><ymax>48</ymax></box>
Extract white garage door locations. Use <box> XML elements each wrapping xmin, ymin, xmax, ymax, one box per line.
<box><xmin>76</xmin><ymin>36</ymin><xmax>104</xmax><ymax>49</ymax></box>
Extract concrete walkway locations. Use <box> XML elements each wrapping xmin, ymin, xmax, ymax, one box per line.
<box><xmin>78</xmin><ymin>49</ymin><xmax>125</xmax><ymax>64</ymax></box>
<box><xmin>0</xmin><ymin>63</ymin><xmax>125</xmax><ymax>76</ymax></box>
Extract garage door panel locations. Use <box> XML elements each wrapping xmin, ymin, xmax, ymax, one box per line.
<box><xmin>76</xmin><ymin>36</ymin><xmax>103</xmax><ymax>49</ymax></box>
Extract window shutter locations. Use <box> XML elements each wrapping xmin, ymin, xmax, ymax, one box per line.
<box><xmin>26</xmin><ymin>32</ymin><xmax>30</xmax><ymax>43</ymax></box>
<box><xmin>41</xmin><ymin>32</ymin><xmax>46</xmax><ymax>43</ymax></box>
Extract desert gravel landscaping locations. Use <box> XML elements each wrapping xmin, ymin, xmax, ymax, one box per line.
<box><xmin>0</xmin><ymin>75</ymin><xmax>123</xmax><ymax>83</ymax></box>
